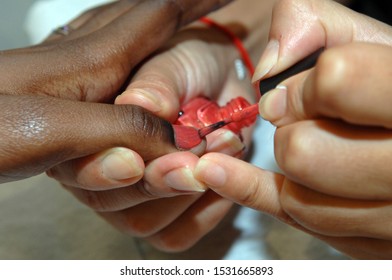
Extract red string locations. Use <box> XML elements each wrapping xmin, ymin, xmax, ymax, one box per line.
<box><xmin>199</xmin><ymin>17</ymin><xmax>255</xmax><ymax>76</ymax></box>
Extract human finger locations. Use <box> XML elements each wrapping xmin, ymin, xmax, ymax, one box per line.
<box><xmin>0</xmin><ymin>95</ymin><xmax>182</xmax><ymax>183</ymax></box>
<box><xmin>274</xmin><ymin>119</ymin><xmax>392</xmax><ymax>200</ymax></box>
<box><xmin>47</xmin><ymin>0</ymin><xmax>232</xmax><ymax>43</ymax></box>
<box><xmin>47</xmin><ymin>147</ymin><xmax>145</xmax><ymax>190</ymax></box>
<box><xmin>280</xmin><ymin>180</ymin><xmax>392</xmax><ymax>241</ymax></box>
<box><xmin>50</xmin><ymin>127</ymin><xmax>244</xmax><ymax>198</ymax></box>
<box><xmin>48</xmin><ymin>134</ymin><xmax>207</xmax><ymax>191</ymax></box>
<box><xmin>252</xmin><ymin>0</ymin><xmax>392</xmax><ymax>83</ymax></box>
<box><xmin>98</xmin><ymin>194</ymin><xmax>203</xmax><ymax>237</ymax></box>
<box><xmin>145</xmin><ymin>191</ymin><xmax>233</xmax><ymax>252</ymax></box>
<box><xmin>88</xmin><ymin>0</ymin><xmax>234</xmax><ymax>72</ymax></box>
<box><xmin>50</xmin><ymin>151</ymin><xmax>205</xmax><ymax>213</ymax></box>
<box><xmin>96</xmin><ymin>190</ymin><xmax>232</xmax><ymax>252</ymax></box>
<box><xmin>193</xmin><ymin>152</ymin><xmax>292</xmax><ymax>223</ymax></box>
<box><xmin>115</xmin><ymin>28</ymin><xmax>240</xmax><ymax>121</ymax></box>
<box><xmin>54</xmin><ymin>137</ymin><xmax>243</xmax><ymax>214</ymax></box>
<box><xmin>316</xmin><ymin>235</ymin><xmax>392</xmax><ymax>259</ymax></box>
<box><xmin>259</xmin><ymin>43</ymin><xmax>392</xmax><ymax>128</ymax></box>
<box><xmin>2</xmin><ymin>0</ymin><xmax>233</xmax><ymax>102</ymax></box>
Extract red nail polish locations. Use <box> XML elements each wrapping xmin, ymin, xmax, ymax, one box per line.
<box><xmin>175</xmin><ymin>96</ymin><xmax>256</xmax><ymax>135</ymax></box>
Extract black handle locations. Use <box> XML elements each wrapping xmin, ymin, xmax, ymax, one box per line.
<box><xmin>259</xmin><ymin>47</ymin><xmax>324</xmax><ymax>95</ymax></box>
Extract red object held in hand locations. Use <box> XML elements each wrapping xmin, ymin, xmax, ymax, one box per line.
<box><xmin>173</xmin><ymin>17</ymin><xmax>258</xmax><ymax>143</ymax></box>
<box><xmin>174</xmin><ymin>96</ymin><xmax>257</xmax><ymax>135</ymax></box>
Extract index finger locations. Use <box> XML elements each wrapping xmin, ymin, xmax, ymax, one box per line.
<box><xmin>252</xmin><ymin>0</ymin><xmax>392</xmax><ymax>83</ymax></box>
<box><xmin>90</xmin><ymin>0</ymin><xmax>233</xmax><ymax>68</ymax></box>
<box><xmin>259</xmin><ymin>43</ymin><xmax>392</xmax><ymax>128</ymax></box>
<box><xmin>194</xmin><ymin>152</ymin><xmax>293</xmax><ymax>223</ymax></box>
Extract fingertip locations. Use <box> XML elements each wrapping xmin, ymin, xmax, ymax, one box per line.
<box><xmin>115</xmin><ymin>89</ymin><xmax>162</xmax><ymax>114</ymax></box>
<box><xmin>101</xmin><ymin>148</ymin><xmax>145</xmax><ymax>184</ymax></box>
<box><xmin>194</xmin><ymin>155</ymin><xmax>227</xmax><ymax>189</ymax></box>
<box><xmin>258</xmin><ymin>85</ymin><xmax>288</xmax><ymax>123</ymax></box>
<box><xmin>252</xmin><ymin>40</ymin><xmax>280</xmax><ymax>83</ymax></box>
<box><xmin>206</xmin><ymin>129</ymin><xmax>245</xmax><ymax>157</ymax></box>
<box><xmin>49</xmin><ymin>148</ymin><xmax>146</xmax><ymax>190</ymax></box>
<box><xmin>144</xmin><ymin>151</ymin><xmax>205</xmax><ymax>194</ymax></box>
<box><xmin>195</xmin><ymin>153</ymin><xmax>287</xmax><ymax>217</ymax></box>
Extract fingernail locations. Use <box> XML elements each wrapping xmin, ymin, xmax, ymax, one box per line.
<box><xmin>116</xmin><ymin>89</ymin><xmax>162</xmax><ymax>113</ymax></box>
<box><xmin>252</xmin><ymin>40</ymin><xmax>280</xmax><ymax>83</ymax></box>
<box><xmin>164</xmin><ymin>167</ymin><xmax>207</xmax><ymax>192</ymax></box>
<box><xmin>102</xmin><ymin>149</ymin><xmax>143</xmax><ymax>181</ymax></box>
<box><xmin>194</xmin><ymin>159</ymin><xmax>226</xmax><ymax>188</ymax></box>
<box><xmin>207</xmin><ymin>130</ymin><xmax>245</xmax><ymax>155</ymax></box>
<box><xmin>258</xmin><ymin>85</ymin><xmax>287</xmax><ymax>122</ymax></box>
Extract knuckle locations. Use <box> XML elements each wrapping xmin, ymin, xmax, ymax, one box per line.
<box><xmin>279</xmin><ymin>181</ymin><xmax>343</xmax><ymax>235</ymax></box>
<box><xmin>279</xmin><ymin>184</ymin><xmax>305</xmax><ymax>220</ymax></box>
<box><xmin>238</xmin><ymin>176</ymin><xmax>264</xmax><ymax>209</ymax></box>
<box><xmin>275</xmin><ymin>0</ymin><xmax>310</xmax><ymax>16</ymax></box>
<box><xmin>279</xmin><ymin>182</ymin><xmax>320</xmax><ymax>228</ymax></box>
<box><xmin>275</xmin><ymin>124</ymin><xmax>319</xmax><ymax>180</ymax></box>
<box><xmin>158</xmin><ymin>0</ymin><xmax>184</xmax><ymax>27</ymax></box>
<box><xmin>310</xmin><ymin>49</ymin><xmax>352</xmax><ymax>110</ymax></box>
<box><xmin>112</xmin><ymin>105</ymin><xmax>175</xmax><ymax>159</ymax></box>
<box><xmin>118</xmin><ymin>105</ymin><xmax>169</xmax><ymax>141</ymax></box>
<box><xmin>135</xmin><ymin>181</ymin><xmax>160</xmax><ymax>199</ymax></box>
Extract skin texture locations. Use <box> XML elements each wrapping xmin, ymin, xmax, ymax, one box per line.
<box><xmin>0</xmin><ymin>0</ymin><xmax>234</xmax><ymax>183</ymax></box>
<box><xmin>194</xmin><ymin>0</ymin><xmax>392</xmax><ymax>259</ymax></box>
<box><xmin>48</xmin><ymin>0</ymin><xmax>276</xmax><ymax>251</ymax></box>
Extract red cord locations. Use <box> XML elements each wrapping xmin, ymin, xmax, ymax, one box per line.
<box><xmin>199</xmin><ymin>17</ymin><xmax>255</xmax><ymax>76</ymax></box>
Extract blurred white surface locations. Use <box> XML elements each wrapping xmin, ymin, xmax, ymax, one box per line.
<box><xmin>0</xmin><ymin>0</ymin><xmax>346</xmax><ymax>260</ymax></box>
<box><xmin>25</xmin><ymin>0</ymin><xmax>114</xmax><ymax>44</ymax></box>
<box><xmin>0</xmin><ymin>0</ymin><xmax>36</xmax><ymax>50</ymax></box>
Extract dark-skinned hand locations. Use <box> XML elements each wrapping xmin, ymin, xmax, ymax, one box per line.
<box><xmin>0</xmin><ymin>0</ymin><xmax>231</xmax><ymax>183</ymax></box>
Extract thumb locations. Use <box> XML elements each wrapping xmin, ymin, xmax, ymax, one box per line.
<box><xmin>115</xmin><ymin>30</ymin><xmax>236</xmax><ymax>122</ymax></box>
<box><xmin>252</xmin><ymin>0</ymin><xmax>392</xmax><ymax>83</ymax></box>
<box><xmin>259</xmin><ymin>43</ymin><xmax>392</xmax><ymax>128</ymax></box>
<box><xmin>0</xmin><ymin>94</ymin><xmax>188</xmax><ymax>182</ymax></box>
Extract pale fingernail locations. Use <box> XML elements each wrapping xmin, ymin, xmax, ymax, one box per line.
<box><xmin>102</xmin><ymin>149</ymin><xmax>143</xmax><ymax>181</ymax></box>
<box><xmin>164</xmin><ymin>167</ymin><xmax>207</xmax><ymax>192</ymax></box>
<box><xmin>117</xmin><ymin>89</ymin><xmax>162</xmax><ymax>112</ymax></box>
<box><xmin>194</xmin><ymin>159</ymin><xmax>226</xmax><ymax>188</ymax></box>
<box><xmin>258</xmin><ymin>85</ymin><xmax>287</xmax><ymax>122</ymax></box>
<box><xmin>251</xmin><ymin>40</ymin><xmax>280</xmax><ymax>83</ymax></box>
<box><xmin>207</xmin><ymin>130</ymin><xmax>245</xmax><ymax>155</ymax></box>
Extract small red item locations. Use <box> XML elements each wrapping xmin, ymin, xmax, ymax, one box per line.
<box><xmin>175</xmin><ymin>96</ymin><xmax>256</xmax><ymax>135</ymax></box>
<box><xmin>172</xmin><ymin>124</ymin><xmax>203</xmax><ymax>150</ymax></box>
<box><xmin>172</xmin><ymin>17</ymin><xmax>258</xmax><ymax>149</ymax></box>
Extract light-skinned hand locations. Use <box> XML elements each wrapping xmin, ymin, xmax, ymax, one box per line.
<box><xmin>194</xmin><ymin>0</ymin><xmax>392</xmax><ymax>259</ymax></box>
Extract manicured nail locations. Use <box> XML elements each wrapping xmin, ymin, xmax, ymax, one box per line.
<box><xmin>207</xmin><ymin>130</ymin><xmax>245</xmax><ymax>155</ymax></box>
<box><xmin>102</xmin><ymin>148</ymin><xmax>143</xmax><ymax>181</ymax></box>
<box><xmin>258</xmin><ymin>85</ymin><xmax>287</xmax><ymax>122</ymax></box>
<box><xmin>194</xmin><ymin>159</ymin><xmax>226</xmax><ymax>188</ymax></box>
<box><xmin>164</xmin><ymin>167</ymin><xmax>207</xmax><ymax>192</ymax></box>
<box><xmin>252</xmin><ymin>40</ymin><xmax>280</xmax><ymax>83</ymax></box>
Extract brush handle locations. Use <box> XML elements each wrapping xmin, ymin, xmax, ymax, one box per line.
<box><xmin>195</xmin><ymin>49</ymin><xmax>324</xmax><ymax>139</ymax></box>
<box><xmin>258</xmin><ymin>47</ymin><xmax>324</xmax><ymax>95</ymax></box>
